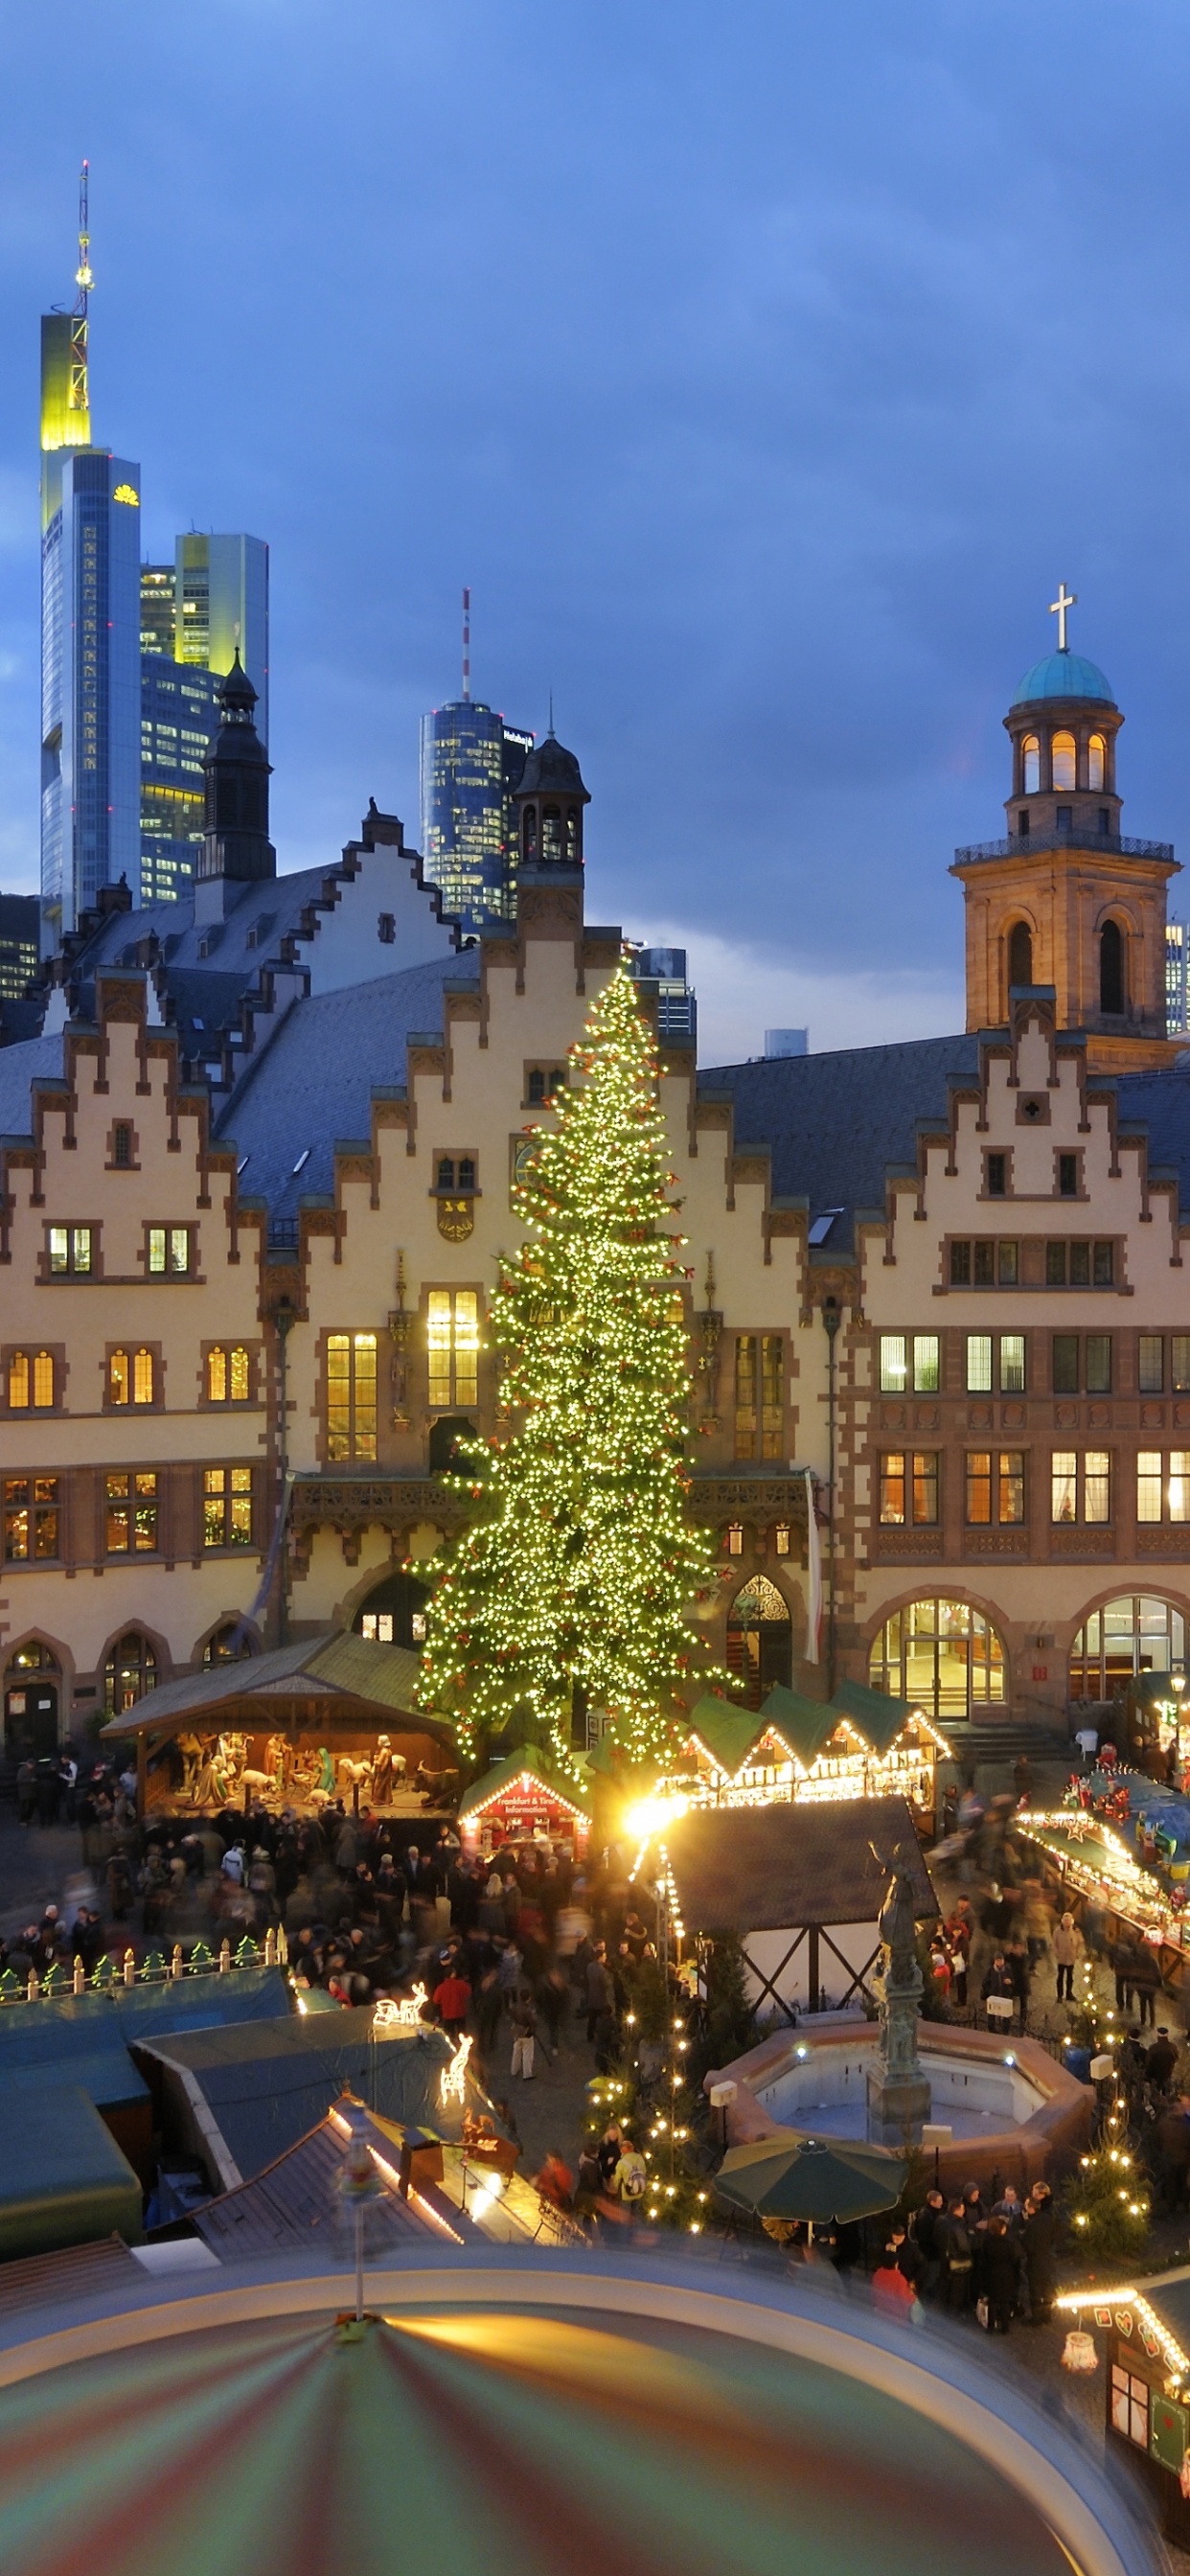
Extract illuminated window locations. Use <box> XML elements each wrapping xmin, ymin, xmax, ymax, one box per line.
<box><xmin>1052</xmin><ymin>730</ymin><xmax>1076</xmax><ymax>791</ymax></box>
<box><xmin>203</xmin><ymin>1466</ymin><xmax>253</xmax><ymax>1549</ymax></box>
<box><xmin>4</xmin><ymin>1478</ymin><xmax>59</xmax><ymax>1562</ymax></box>
<box><xmin>774</xmin><ymin>1524</ymin><xmax>791</xmax><ymax>1557</ymax></box>
<box><xmin>879</xmin><ymin>1335</ymin><xmax>907</xmax><ymax>1393</ymax></box>
<box><xmin>1052</xmin><ymin>1449</ymin><xmax>1110</xmax><ymax>1525</ymax></box>
<box><xmin>1070</xmin><ymin>1595</ymin><xmax>1186</xmax><ymax>1701</ymax></box>
<box><xmin>1137</xmin><ymin>1451</ymin><xmax>1190</xmax><ymax>1526</ymax></box>
<box><xmin>109</xmin><ymin>1347</ymin><xmax>155</xmax><ymax>1406</ymax></box>
<box><xmin>203</xmin><ymin>1622</ymin><xmax>254</xmax><ymax>1665</ymax></box>
<box><xmin>103</xmin><ymin>1632</ymin><xmax>157</xmax><ymax>1714</ymax></box>
<box><xmin>326</xmin><ymin>1331</ymin><xmax>378</xmax><ymax>1460</ymax></box>
<box><xmin>48</xmin><ymin>1225</ymin><xmax>92</xmax><ymax>1275</ymax></box>
<box><xmin>912</xmin><ymin>1335</ymin><xmax>939</xmax><ymax>1393</ymax></box>
<box><xmin>7</xmin><ymin>1351</ymin><xmax>54</xmax><ymax>1410</ymax></box>
<box><xmin>1021</xmin><ymin>736</ymin><xmax>1041</xmax><ymax>794</ymax></box>
<box><xmin>734</xmin><ymin>1335</ymin><xmax>784</xmax><ymax>1460</ymax></box>
<box><xmin>725</xmin><ymin>1524</ymin><xmax>744</xmax><ymax>1556</ymax></box>
<box><xmin>869</xmin><ymin>1596</ymin><xmax>1005</xmax><ymax>1719</ymax></box>
<box><xmin>427</xmin><ymin>1293</ymin><xmax>479</xmax><ymax>1410</ymax></box>
<box><xmin>105</xmin><ymin>1472</ymin><xmax>158</xmax><ymax>1553</ymax></box>
<box><xmin>880</xmin><ymin>1453</ymin><xmax>938</xmax><ymax>1527</ymax></box>
<box><xmin>149</xmin><ymin>1226</ymin><xmax>190</xmax><ymax>1275</ymax></box>
<box><xmin>966</xmin><ymin>1335</ymin><xmax>992</xmax><ymax>1394</ymax></box>
<box><xmin>1088</xmin><ymin>734</ymin><xmax>1106</xmax><ymax>792</ymax></box>
<box><xmin>1000</xmin><ymin>1334</ymin><xmax>1026</xmax><ymax>1392</ymax></box>
<box><xmin>206</xmin><ymin>1345</ymin><xmax>250</xmax><ymax>1403</ymax></box>
<box><xmin>966</xmin><ymin>1452</ymin><xmax>1024</xmax><ymax>1525</ymax></box>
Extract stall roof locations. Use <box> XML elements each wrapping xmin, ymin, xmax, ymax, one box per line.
<box><xmin>456</xmin><ymin>1746</ymin><xmax>591</xmax><ymax>1824</ymax></box>
<box><xmin>194</xmin><ymin>2100</ymin><xmax>469</xmax><ymax>2258</ymax></box>
<box><xmin>833</xmin><ymin>1677</ymin><xmax>928</xmax><ymax>1757</ymax></box>
<box><xmin>139</xmin><ymin>2009</ymin><xmax>501</xmax><ymax>2188</ymax></box>
<box><xmin>656</xmin><ymin>1797</ymin><xmax>936</xmax><ymax>1936</ymax></box>
<box><xmin>684</xmin><ymin>1695</ymin><xmax>768</xmax><ymax>1776</ymax></box>
<box><xmin>101</xmin><ymin>1630</ymin><xmax>446</xmax><ymax>1738</ymax></box>
<box><xmin>0</xmin><ymin>2084</ymin><xmax>143</xmax><ymax>2261</ymax></box>
<box><xmin>683</xmin><ymin>1682</ymin><xmax>935</xmax><ymax>1782</ymax></box>
<box><xmin>757</xmin><ymin>1686</ymin><xmax>846</xmax><ymax>1769</ymax></box>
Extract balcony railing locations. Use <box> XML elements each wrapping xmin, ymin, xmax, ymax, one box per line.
<box><xmin>954</xmin><ymin>832</ymin><xmax>1175</xmax><ymax>865</ymax></box>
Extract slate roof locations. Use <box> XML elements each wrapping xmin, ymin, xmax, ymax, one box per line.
<box><xmin>697</xmin><ymin>1034</ymin><xmax>980</xmax><ymax>1252</ymax></box>
<box><xmin>214</xmin><ymin>952</ymin><xmax>481</xmax><ymax>1217</ymax></box>
<box><xmin>658</xmin><ymin>1796</ymin><xmax>936</xmax><ymax>1934</ymax></box>
<box><xmin>0</xmin><ymin>1032</ymin><xmax>67</xmax><ymax>1138</ymax></box>
<box><xmin>1116</xmin><ymin>1064</ymin><xmax>1190</xmax><ymax>1219</ymax></box>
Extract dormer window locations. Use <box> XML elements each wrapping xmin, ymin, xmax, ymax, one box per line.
<box><xmin>1021</xmin><ymin>736</ymin><xmax>1041</xmax><ymax>794</ymax></box>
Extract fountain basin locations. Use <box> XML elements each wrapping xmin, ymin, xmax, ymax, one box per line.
<box><xmin>707</xmin><ymin>2017</ymin><xmax>1091</xmax><ymax>2196</ymax></box>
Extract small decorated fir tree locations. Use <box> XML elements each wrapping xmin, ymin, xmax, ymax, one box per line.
<box><xmin>418</xmin><ymin>963</ymin><xmax>721</xmax><ymax>1768</ymax></box>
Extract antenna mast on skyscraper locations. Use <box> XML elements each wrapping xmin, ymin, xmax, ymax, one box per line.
<box><xmin>69</xmin><ymin>160</ymin><xmax>92</xmax><ymax>422</ymax></box>
<box><xmin>462</xmin><ymin>586</ymin><xmax>470</xmax><ymax>702</ymax></box>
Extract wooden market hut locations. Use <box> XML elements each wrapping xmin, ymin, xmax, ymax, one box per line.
<box><xmin>673</xmin><ymin>1680</ymin><xmax>948</xmax><ymax>1827</ymax></box>
<box><xmin>100</xmin><ymin>1632</ymin><xmax>457</xmax><ymax>1817</ymax></box>
<box><xmin>456</xmin><ymin>1747</ymin><xmax>591</xmax><ymax>1860</ymax></box>
<box><xmin>650</xmin><ymin>1795</ymin><xmax>937</xmax><ymax>2019</ymax></box>
<box><xmin>1059</xmin><ymin>2273</ymin><xmax>1190</xmax><ymax>2551</ymax></box>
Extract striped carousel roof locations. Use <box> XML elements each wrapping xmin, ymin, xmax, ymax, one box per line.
<box><xmin>0</xmin><ymin>2257</ymin><xmax>1142</xmax><ymax>2576</ymax></box>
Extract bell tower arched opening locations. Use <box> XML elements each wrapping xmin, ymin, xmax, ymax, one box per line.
<box><xmin>1008</xmin><ymin>921</ymin><xmax>1033</xmax><ymax>990</ymax></box>
<box><xmin>1099</xmin><ymin>917</ymin><xmax>1126</xmax><ymax>1015</ymax></box>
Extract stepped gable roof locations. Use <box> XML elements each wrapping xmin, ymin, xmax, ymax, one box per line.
<box><xmin>214</xmin><ymin>951</ymin><xmax>480</xmax><ymax>1214</ymax></box>
<box><xmin>657</xmin><ymin>1796</ymin><xmax>936</xmax><ymax>1934</ymax></box>
<box><xmin>698</xmin><ymin>1033</ymin><xmax>979</xmax><ymax>1251</ymax></box>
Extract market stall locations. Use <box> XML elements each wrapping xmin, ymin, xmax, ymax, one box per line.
<box><xmin>100</xmin><ymin>1632</ymin><xmax>458</xmax><ymax>1818</ymax></box>
<box><xmin>1018</xmin><ymin>1806</ymin><xmax>1190</xmax><ymax>1999</ymax></box>
<box><xmin>1057</xmin><ymin>2274</ymin><xmax>1190</xmax><ymax>2550</ymax></box>
<box><xmin>664</xmin><ymin>1679</ymin><xmax>948</xmax><ymax>1827</ymax></box>
<box><xmin>455</xmin><ymin>1747</ymin><xmax>591</xmax><ymax>1860</ymax></box>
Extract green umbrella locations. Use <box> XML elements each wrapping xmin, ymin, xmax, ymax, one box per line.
<box><xmin>714</xmin><ymin>2128</ymin><xmax>906</xmax><ymax>2225</ymax></box>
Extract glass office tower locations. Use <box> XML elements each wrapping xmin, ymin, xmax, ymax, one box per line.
<box><xmin>40</xmin><ymin>447</ymin><xmax>142</xmax><ymax>945</ymax></box>
<box><xmin>420</xmin><ymin>702</ymin><xmax>534</xmax><ymax>932</ymax></box>
<box><xmin>138</xmin><ymin>536</ymin><xmax>268</xmax><ymax>902</ymax></box>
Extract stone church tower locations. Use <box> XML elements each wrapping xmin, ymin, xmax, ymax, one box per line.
<box><xmin>952</xmin><ymin>592</ymin><xmax>1179</xmax><ymax>1070</ymax></box>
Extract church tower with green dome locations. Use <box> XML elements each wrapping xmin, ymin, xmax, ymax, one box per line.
<box><xmin>952</xmin><ymin>587</ymin><xmax>1179</xmax><ymax>1070</ymax></box>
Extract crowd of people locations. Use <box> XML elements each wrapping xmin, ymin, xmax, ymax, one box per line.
<box><xmin>873</xmin><ymin>2179</ymin><xmax>1061</xmax><ymax>2335</ymax></box>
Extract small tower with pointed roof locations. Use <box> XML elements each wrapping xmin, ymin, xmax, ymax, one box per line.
<box><xmin>513</xmin><ymin>727</ymin><xmax>590</xmax><ymax>875</ymax></box>
<box><xmin>195</xmin><ymin>654</ymin><xmax>276</xmax><ymax>923</ymax></box>
<box><xmin>952</xmin><ymin>603</ymin><xmax>1179</xmax><ymax>1070</ymax></box>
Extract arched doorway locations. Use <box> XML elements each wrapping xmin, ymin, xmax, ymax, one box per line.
<box><xmin>103</xmin><ymin>1632</ymin><xmax>157</xmax><ymax>1717</ymax></box>
<box><xmin>3</xmin><ymin>1642</ymin><xmax>60</xmax><ymax>1762</ymax></box>
<box><xmin>353</xmin><ymin>1568</ymin><xmax>431</xmax><ymax>1648</ymax></box>
<box><xmin>727</xmin><ymin>1576</ymin><xmax>792</xmax><ymax>1709</ymax></box>
<box><xmin>1069</xmin><ymin>1595</ymin><xmax>1186</xmax><ymax>1702</ymax></box>
<box><xmin>869</xmin><ymin>1597</ymin><xmax>1006</xmax><ymax>1722</ymax></box>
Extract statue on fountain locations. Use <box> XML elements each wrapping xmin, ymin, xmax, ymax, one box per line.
<box><xmin>866</xmin><ymin>1840</ymin><xmax>931</xmax><ymax>2147</ymax></box>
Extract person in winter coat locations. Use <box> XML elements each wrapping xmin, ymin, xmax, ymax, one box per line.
<box><xmin>981</xmin><ymin>2215</ymin><xmax>1023</xmax><ymax>2334</ymax></box>
<box><xmin>1131</xmin><ymin>1938</ymin><xmax>1164</xmax><ymax>2030</ymax></box>
<box><xmin>1052</xmin><ymin>1911</ymin><xmax>1082</xmax><ymax>2002</ymax></box>
<box><xmin>909</xmin><ymin>2189</ymin><xmax>947</xmax><ymax>2299</ymax></box>
<box><xmin>509</xmin><ymin>1989</ymin><xmax>538</xmax><ymax>2081</ymax></box>
<box><xmin>1022</xmin><ymin>2188</ymin><xmax>1059</xmax><ymax>2326</ymax></box>
<box><xmin>938</xmin><ymin>2201</ymin><xmax>973</xmax><ymax>2312</ymax></box>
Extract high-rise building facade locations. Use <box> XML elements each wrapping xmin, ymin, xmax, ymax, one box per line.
<box><xmin>139</xmin><ymin>537</ymin><xmax>268</xmax><ymax>903</ymax></box>
<box><xmin>1167</xmin><ymin>921</ymin><xmax>1189</xmax><ymax>1037</ymax></box>
<box><xmin>0</xmin><ymin>893</ymin><xmax>39</xmax><ymax>1004</ymax></box>
<box><xmin>420</xmin><ymin>700</ymin><xmax>509</xmax><ymax>931</ymax></box>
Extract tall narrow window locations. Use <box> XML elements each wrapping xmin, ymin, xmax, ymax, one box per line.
<box><xmin>1085</xmin><ymin>1335</ymin><xmax>1112</xmax><ymax>1394</ymax></box>
<box><xmin>7</xmin><ymin>1352</ymin><xmax>29</xmax><ymax>1410</ymax></box>
<box><xmin>1021</xmin><ymin>736</ymin><xmax>1041</xmax><ymax>794</ymax></box>
<box><xmin>109</xmin><ymin>1348</ymin><xmax>155</xmax><ymax>1406</ymax></box>
<box><xmin>912</xmin><ymin>1335</ymin><xmax>939</xmax><ymax>1394</ymax></box>
<box><xmin>33</xmin><ymin>1350</ymin><xmax>54</xmax><ymax>1407</ymax></box>
<box><xmin>426</xmin><ymin>1295</ymin><xmax>479</xmax><ymax>1412</ymax></box>
<box><xmin>1138</xmin><ymin>1335</ymin><xmax>1164</xmax><ymax>1395</ymax></box>
<box><xmin>999</xmin><ymin>1334</ymin><xmax>1026</xmax><ymax>1393</ymax></box>
<box><xmin>149</xmin><ymin>1226</ymin><xmax>190</xmax><ymax>1276</ymax></box>
<box><xmin>967</xmin><ymin>1335</ymin><xmax>993</xmax><ymax>1393</ymax></box>
<box><xmin>880</xmin><ymin>1455</ymin><xmax>906</xmax><ymax>1526</ymax></box>
<box><xmin>5</xmin><ymin>1352</ymin><xmax>52</xmax><ymax>1409</ymax></box>
<box><xmin>1052</xmin><ymin>730</ymin><xmax>1077</xmax><ymax>791</ymax></box>
<box><xmin>1051</xmin><ymin>1453</ymin><xmax>1077</xmax><ymax>1524</ymax></box>
<box><xmin>1137</xmin><ymin>1452</ymin><xmax>1163</xmax><ymax>1524</ymax></box>
<box><xmin>999</xmin><ymin>1452</ymin><xmax>1025</xmax><ymax>1523</ymax></box>
<box><xmin>879</xmin><ymin>1335</ymin><xmax>907</xmax><ymax>1393</ymax></box>
<box><xmin>1085</xmin><ymin>1451</ymin><xmax>1110</xmax><ymax>1524</ymax></box>
<box><xmin>206</xmin><ymin>1345</ymin><xmax>250</xmax><ymax>1403</ymax></box>
<box><xmin>207</xmin><ymin>1346</ymin><xmax>227</xmax><ymax>1402</ymax></box>
<box><xmin>760</xmin><ymin>1335</ymin><xmax>783</xmax><ymax>1459</ymax></box>
<box><xmin>1088</xmin><ymin>734</ymin><xmax>1106</xmax><ymax>792</ymax></box>
<box><xmin>1008</xmin><ymin>921</ymin><xmax>1033</xmax><ymax>988</ymax></box>
<box><xmin>1100</xmin><ymin>919</ymin><xmax>1125</xmax><ymax>1014</ymax></box>
<box><xmin>203</xmin><ymin>1467</ymin><xmax>253</xmax><ymax>1549</ymax></box>
<box><xmin>112</xmin><ymin>1123</ymin><xmax>132</xmax><ymax>1167</ymax></box>
<box><xmin>966</xmin><ymin>1453</ymin><xmax>993</xmax><ymax>1525</ymax></box>
<box><xmin>326</xmin><ymin>1332</ymin><xmax>378</xmax><ymax>1460</ymax></box>
<box><xmin>105</xmin><ymin>1472</ymin><xmax>158</xmax><ymax>1552</ymax></box>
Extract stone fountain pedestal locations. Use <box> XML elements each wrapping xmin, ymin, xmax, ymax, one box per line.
<box><xmin>865</xmin><ymin>1845</ymin><xmax>931</xmax><ymax>2147</ymax></box>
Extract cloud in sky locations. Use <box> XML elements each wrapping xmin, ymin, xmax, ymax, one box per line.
<box><xmin>1</xmin><ymin>1</ymin><xmax>1189</xmax><ymax>1047</ymax></box>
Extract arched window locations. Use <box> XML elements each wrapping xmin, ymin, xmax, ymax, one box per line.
<box><xmin>726</xmin><ymin>1575</ymin><xmax>792</xmax><ymax>1709</ymax></box>
<box><xmin>7</xmin><ymin>1351</ymin><xmax>54</xmax><ymax>1410</ymax></box>
<box><xmin>1100</xmin><ymin>918</ymin><xmax>1125</xmax><ymax>1015</ymax></box>
<box><xmin>1008</xmin><ymin>921</ymin><xmax>1033</xmax><ymax>990</ymax></box>
<box><xmin>103</xmin><ymin>1631</ymin><xmax>157</xmax><ymax>1715</ymax></box>
<box><xmin>203</xmin><ymin>1622</ymin><xmax>256</xmax><ymax>1666</ymax></box>
<box><xmin>1021</xmin><ymin>736</ymin><xmax>1041</xmax><ymax>794</ymax></box>
<box><xmin>1088</xmin><ymin>734</ymin><xmax>1106</xmax><ymax>793</ymax></box>
<box><xmin>565</xmin><ymin>807</ymin><xmax>580</xmax><ymax>861</ymax></box>
<box><xmin>1069</xmin><ymin>1596</ymin><xmax>1186</xmax><ymax>1702</ymax></box>
<box><xmin>354</xmin><ymin>1567</ymin><xmax>431</xmax><ymax>1648</ymax></box>
<box><xmin>868</xmin><ymin>1597</ymin><xmax>1006</xmax><ymax>1721</ymax></box>
<box><xmin>206</xmin><ymin>1346</ymin><xmax>250</xmax><ymax>1403</ymax></box>
<box><xmin>522</xmin><ymin>805</ymin><xmax>538</xmax><ymax>861</ymax></box>
<box><xmin>1051</xmin><ymin>730</ymin><xmax>1076</xmax><ymax>792</ymax></box>
<box><xmin>541</xmin><ymin>804</ymin><xmax>562</xmax><ymax>862</ymax></box>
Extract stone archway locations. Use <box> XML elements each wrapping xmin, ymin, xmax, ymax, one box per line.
<box><xmin>352</xmin><ymin>1566</ymin><xmax>431</xmax><ymax>1648</ymax></box>
<box><xmin>726</xmin><ymin>1576</ymin><xmax>792</xmax><ymax>1710</ymax></box>
<box><xmin>3</xmin><ymin>1640</ymin><xmax>62</xmax><ymax>1761</ymax></box>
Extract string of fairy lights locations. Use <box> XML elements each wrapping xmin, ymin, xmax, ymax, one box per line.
<box><xmin>417</xmin><ymin>963</ymin><xmax>723</xmax><ymax>1770</ymax></box>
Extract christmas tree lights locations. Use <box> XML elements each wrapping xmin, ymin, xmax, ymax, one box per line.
<box><xmin>417</xmin><ymin>964</ymin><xmax>722</xmax><ymax>1768</ymax></box>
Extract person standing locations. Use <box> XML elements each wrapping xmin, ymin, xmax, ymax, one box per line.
<box><xmin>1131</xmin><ymin>1938</ymin><xmax>1163</xmax><ymax>2031</ymax></box>
<box><xmin>1022</xmin><ymin>2186</ymin><xmax>1058</xmax><ymax>2326</ymax></box>
<box><xmin>981</xmin><ymin>2216</ymin><xmax>1022</xmax><ymax>2334</ymax></box>
<box><xmin>584</xmin><ymin>1943</ymin><xmax>612</xmax><ymax>2043</ymax></box>
<box><xmin>938</xmin><ymin>2200</ymin><xmax>973</xmax><ymax>2313</ymax></box>
<box><xmin>1052</xmin><ymin>1911</ymin><xmax>1081</xmax><ymax>2003</ymax></box>
<box><xmin>432</xmin><ymin>1962</ymin><xmax>472</xmax><ymax>2044</ymax></box>
<box><xmin>509</xmin><ymin>1988</ymin><xmax>538</xmax><ymax>2081</ymax></box>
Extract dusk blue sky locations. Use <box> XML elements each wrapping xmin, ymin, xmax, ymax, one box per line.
<box><xmin>2</xmin><ymin>3</ymin><xmax>1188</xmax><ymax>1058</ymax></box>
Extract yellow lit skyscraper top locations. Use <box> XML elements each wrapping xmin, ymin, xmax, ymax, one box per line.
<box><xmin>40</xmin><ymin>164</ymin><xmax>92</xmax><ymax>525</ymax></box>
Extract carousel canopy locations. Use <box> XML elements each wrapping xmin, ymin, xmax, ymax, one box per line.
<box><xmin>100</xmin><ymin>1631</ymin><xmax>450</xmax><ymax>1740</ymax></box>
<box><xmin>655</xmin><ymin>1798</ymin><xmax>937</xmax><ymax>1937</ymax></box>
<box><xmin>457</xmin><ymin>1746</ymin><xmax>591</xmax><ymax>1826</ymax></box>
<box><xmin>0</xmin><ymin>2271</ymin><xmax>1111</xmax><ymax>2576</ymax></box>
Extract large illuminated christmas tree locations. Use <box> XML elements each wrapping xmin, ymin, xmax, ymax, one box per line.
<box><xmin>418</xmin><ymin>962</ymin><xmax>720</xmax><ymax>1769</ymax></box>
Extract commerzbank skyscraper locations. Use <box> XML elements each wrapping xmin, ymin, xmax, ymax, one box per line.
<box><xmin>39</xmin><ymin>168</ymin><xmax>141</xmax><ymax>945</ymax></box>
<box><xmin>38</xmin><ymin>171</ymin><xmax>269</xmax><ymax>940</ymax></box>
